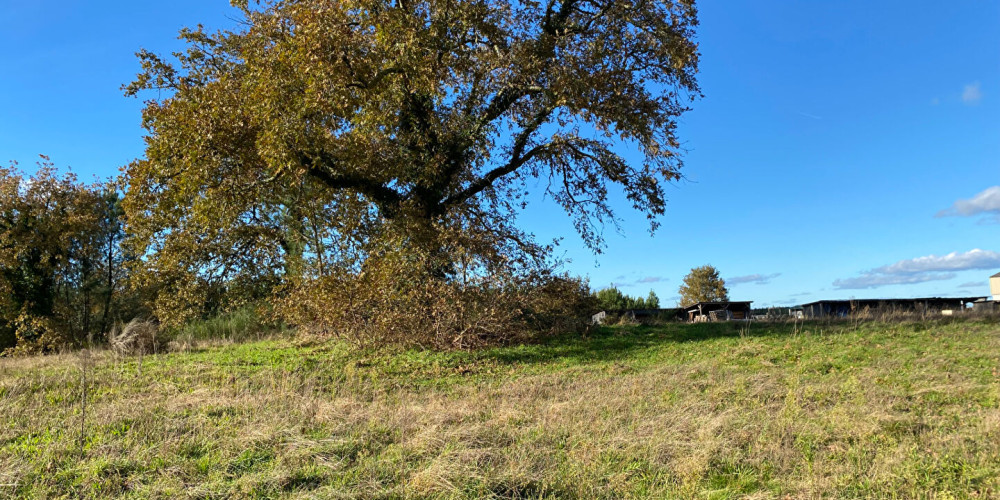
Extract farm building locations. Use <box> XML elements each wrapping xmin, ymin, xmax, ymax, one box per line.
<box><xmin>972</xmin><ymin>298</ymin><xmax>997</xmax><ymax>312</ymax></box>
<box><xmin>964</xmin><ymin>274</ymin><xmax>1000</xmax><ymax>311</ymax></box>
<box><xmin>800</xmin><ymin>297</ymin><xmax>986</xmax><ymax>319</ymax></box>
<box><xmin>682</xmin><ymin>301</ymin><xmax>753</xmax><ymax>322</ymax></box>
<box><xmin>591</xmin><ymin>309</ymin><xmax>683</xmax><ymax>325</ymax></box>
<box><xmin>750</xmin><ymin>307</ymin><xmax>804</xmax><ymax>320</ymax></box>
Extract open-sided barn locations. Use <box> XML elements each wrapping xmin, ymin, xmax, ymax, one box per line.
<box><xmin>682</xmin><ymin>301</ymin><xmax>753</xmax><ymax>322</ymax></box>
<box><xmin>800</xmin><ymin>297</ymin><xmax>986</xmax><ymax>319</ymax></box>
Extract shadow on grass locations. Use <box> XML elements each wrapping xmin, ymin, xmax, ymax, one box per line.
<box><xmin>482</xmin><ymin>321</ymin><xmax>802</xmax><ymax>367</ymax></box>
<box><xmin>483</xmin><ymin>315</ymin><xmax>994</xmax><ymax>369</ymax></box>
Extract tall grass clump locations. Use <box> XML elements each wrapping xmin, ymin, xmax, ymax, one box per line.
<box><xmin>168</xmin><ymin>306</ymin><xmax>288</xmax><ymax>346</ymax></box>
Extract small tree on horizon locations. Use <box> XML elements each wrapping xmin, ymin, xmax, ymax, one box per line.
<box><xmin>645</xmin><ymin>290</ymin><xmax>661</xmax><ymax>309</ymax></box>
<box><xmin>678</xmin><ymin>265</ymin><xmax>728</xmax><ymax>307</ymax></box>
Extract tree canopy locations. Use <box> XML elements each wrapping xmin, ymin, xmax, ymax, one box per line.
<box><xmin>678</xmin><ymin>264</ymin><xmax>728</xmax><ymax>306</ymax></box>
<box><xmin>0</xmin><ymin>159</ymin><xmax>129</xmax><ymax>353</ymax></box>
<box><xmin>678</xmin><ymin>265</ymin><xmax>729</xmax><ymax>306</ymax></box>
<box><xmin>122</xmin><ymin>0</ymin><xmax>700</xmax><ymax>329</ymax></box>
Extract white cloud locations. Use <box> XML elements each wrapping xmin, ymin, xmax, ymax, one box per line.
<box><xmin>962</xmin><ymin>81</ymin><xmax>983</xmax><ymax>105</ymax></box>
<box><xmin>938</xmin><ymin>186</ymin><xmax>1000</xmax><ymax>220</ymax></box>
<box><xmin>727</xmin><ymin>273</ymin><xmax>781</xmax><ymax>285</ymax></box>
<box><xmin>834</xmin><ymin>272</ymin><xmax>957</xmax><ymax>290</ymax></box>
<box><xmin>609</xmin><ymin>275</ymin><xmax>667</xmax><ymax>288</ymax></box>
<box><xmin>872</xmin><ymin>249</ymin><xmax>1000</xmax><ymax>274</ymax></box>
<box><xmin>636</xmin><ymin>276</ymin><xmax>667</xmax><ymax>284</ymax></box>
<box><xmin>958</xmin><ymin>281</ymin><xmax>984</xmax><ymax>289</ymax></box>
<box><xmin>834</xmin><ymin>249</ymin><xmax>1000</xmax><ymax>290</ymax></box>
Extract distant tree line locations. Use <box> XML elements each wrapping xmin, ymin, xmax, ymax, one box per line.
<box><xmin>592</xmin><ymin>287</ymin><xmax>661</xmax><ymax>311</ymax></box>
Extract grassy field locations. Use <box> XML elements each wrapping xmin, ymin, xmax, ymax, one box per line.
<box><xmin>2</xmin><ymin>319</ymin><xmax>999</xmax><ymax>499</ymax></box>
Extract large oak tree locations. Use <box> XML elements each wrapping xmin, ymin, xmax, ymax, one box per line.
<box><xmin>123</xmin><ymin>0</ymin><xmax>700</xmax><ymax>324</ymax></box>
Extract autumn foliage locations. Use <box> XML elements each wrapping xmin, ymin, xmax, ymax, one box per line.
<box><xmin>3</xmin><ymin>0</ymin><xmax>701</xmax><ymax>351</ymax></box>
<box><xmin>0</xmin><ymin>159</ymin><xmax>132</xmax><ymax>353</ymax></box>
<box><xmin>114</xmin><ymin>0</ymin><xmax>699</xmax><ymax>346</ymax></box>
<box><xmin>678</xmin><ymin>264</ymin><xmax>729</xmax><ymax>307</ymax></box>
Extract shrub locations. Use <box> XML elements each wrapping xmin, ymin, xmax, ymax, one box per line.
<box><xmin>279</xmin><ymin>259</ymin><xmax>593</xmax><ymax>349</ymax></box>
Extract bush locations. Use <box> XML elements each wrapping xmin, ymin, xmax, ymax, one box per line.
<box><xmin>280</xmin><ymin>260</ymin><xmax>593</xmax><ymax>349</ymax></box>
<box><xmin>0</xmin><ymin>327</ymin><xmax>13</xmax><ymax>351</ymax></box>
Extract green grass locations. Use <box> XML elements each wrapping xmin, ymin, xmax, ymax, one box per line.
<box><xmin>2</xmin><ymin>319</ymin><xmax>999</xmax><ymax>498</ymax></box>
<box><xmin>167</xmin><ymin>307</ymin><xmax>289</xmax><ymax>345</ymax></box>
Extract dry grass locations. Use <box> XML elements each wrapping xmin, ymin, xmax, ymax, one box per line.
<box><xmin>107</xmin><ymin>319</ymin><xmax>162</xmax><ymax>356</ymax></box>
<box><xmin>1</xmin><ymin>319</ymin><xmax>999</xmax><ymax>498</ymax></box>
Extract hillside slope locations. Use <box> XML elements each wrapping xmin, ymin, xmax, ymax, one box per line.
<box><xmin>2</xmin><ymin>320</ymin><xmax>999</xmax><ymax>498</ymax></box>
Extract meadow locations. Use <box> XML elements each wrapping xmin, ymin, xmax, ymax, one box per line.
<box><xmin>2</xmin><ymin>318</ymin><xmax>999</xmax><ymax>498</ymax></box>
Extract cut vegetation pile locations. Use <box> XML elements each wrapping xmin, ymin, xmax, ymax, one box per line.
<box><xmin>107</xmin><ymin>319</ymin><xmax>161</xmax><ymax>356</ymax></box>
<box><xmin>2</xmin><ymin>319</ymin><xmax>999</xmax><ymax>498</ymax></box>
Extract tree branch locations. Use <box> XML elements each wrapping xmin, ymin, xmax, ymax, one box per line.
<box><xmin>443</xmin><ymin>107</ymin><xmax>554</xmax><ymax>207</ymax></box>
<box><xmin>472</xmin><ymin>0</ymin><xmax>579</xmax><ymax>130</ymax></box>
<box><xmin>301</xmin><ymin>153</ymin><xmax>404</xmax><ymax>216</ymax></box>
<box><xmin>477</xmin><ymin>86</ymin><xmax>544</xmax><ymax>127</ymax></box>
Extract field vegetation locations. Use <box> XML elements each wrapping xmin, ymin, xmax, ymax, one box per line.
<box><xmin>3</xmin><ymin>317</ymin><xmax>999</xmax><ymax>498</ymax></box>
<box><xmin>2</xmin><ymin>4</ymin><xmax>997</xmax><ymax>498</ymax></box>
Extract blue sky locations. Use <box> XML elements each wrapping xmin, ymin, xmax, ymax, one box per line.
<box><xmin>1</xmin><ymin>1</ymin><xmax>998</xmax><ymax>307</ymax></box>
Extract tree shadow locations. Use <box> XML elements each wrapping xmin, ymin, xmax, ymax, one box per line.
<box><xmin>483</xmin><ymin>321</ymin><xmax>801</xmax><ymax>367</ymax></box>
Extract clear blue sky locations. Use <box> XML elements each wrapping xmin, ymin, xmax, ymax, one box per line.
<box><xmin>2</xmin><ymin>1</ymin><xmax>998</xmax><ymax>307</ymax></box>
